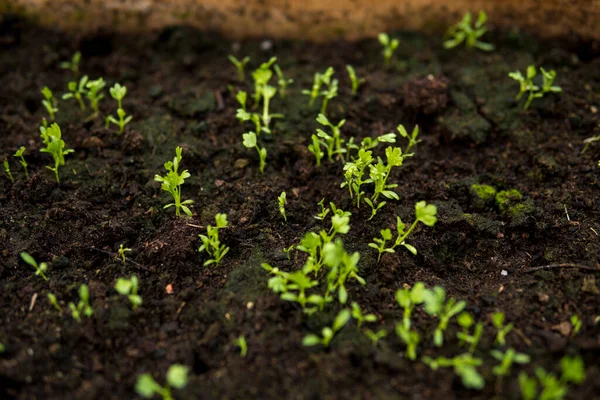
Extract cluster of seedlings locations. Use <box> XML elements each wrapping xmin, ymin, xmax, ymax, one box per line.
<box><xmin>4</xmin><ymin>10</ymin><xmax>595</xmax><ymax>399</ymax></box>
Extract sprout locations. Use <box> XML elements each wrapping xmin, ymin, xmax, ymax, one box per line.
<box><xmin>242</xmin><ymin>132</ymin><xmax>267</xmax><ymax>173</ymax></box>
<box><xmin>115</xmin><ymin>276</ymin><xmax>142</xmax><ymax>309</ymax></box>
<box><xmin>106</xmin><ymin>83</ymin><xmax>132</xmax><ymax>134</ymax></box>
<box><xmin>59</xmin><ymin>51</ymin><xmax>81</xmax><ymax>76</ymax></box>
<box><xmin>20</xmin><ymin>252</ymin><xmax>48</xmax><ymax>281</ymax></box>
<box><xmin>136</xmin><ymin>364</ymin><xmax>189</xmax><ymax>400</ymax></box>
<box><xmin>117</xmin><ymin>244</ymin><xmax>132</xmax><ymax>262</ymax></box>
<box><xmin>509</xmin><ymin>66</ymin><xmax>561</xmax><ymax>110</ymax></box>
<box><xmin>228</xmin><ymin>55</ymin><xmax>250</xmax><ymax>82</ymax></box>
<box><xmin>85</xmin><ymin>77</ymin><xmax>106</xmax><ymax>117</ymax></box>
<box><xmin>62</xmin><ymin>75</ymin><xmax>89</xmax><ymax>110</ymax></box>
<box><xmin>274</xmin><ymin>64</ymin><xmax>293</xmax><ymax>98</ymax></box>
<box><xmin>364</xmin><ymin>329</ymin><xmax>387</xmax><ymax>347</ymax></box>
<box><xmin>154</xmin><ymin>147</ymin><xmax>194</xmax><ymax>217</ymax></box>
<box><xmin>346</xmin><ymin>65</ymin><xmax>365</xmax><ymax>96</ymax></box>
<box><xmin>351</xmin><ymin>302</ymin><xmax>377</xmax><ymax>327</ymax></box>
<box><xmin>47</xmin><ymin>293</ymin><xmax>63</xmax><ymax>314</ymax></box>
<box><xmin>423</xmin><ymin>353</ymin><xmax>484</xmax><ymax>390</ymax></box>
<box><xmin>13</xmin><ymin>146</ymin><xmax>28</xmax><ymax>179</ymax></box>
<box><xmin>234</xmin><ymin>336</ymin><xmax>248</xmax><ymax>358</ymax></box>
<box><xmin>302</xmin><ymin>309</ymin><xmax>351</xmax><ymax>347</ymax></box>
<box><xmin>316</xmin><ymin>113</ymin><xmax>346</xmax><ymax>162</ymax></box>
<box><xmin>491</xmin><ymin>348</ymin><xmax>531</xmax><ymax>377</ymax></box>
<box><xmin>68</xmin><ymin>284</ymin><xmax>93</xmax><ymax>322</ymax></box>
<box><xmin>198</xmin><ymin>213</ymin><xmax>230</xmax><ymax>267</ymax></box>
<box><xmin>3</xmin><ymin>159</ymin><xmax>13</xmax><ymax>183</ymax></box>
<box><xmin>278</xmin><ymin>191</ymin><xmax>287</xmax><ymax>222</ymax></box>
<box><xmin>492</xmin><ymin>312</ymin><xmax>514</xmax><ymax>346</ymax></box>
<box><xmin>41</xmin><ymin>86</ymin><xmax>58</xmax><ymax>121</ymax></box>
<box><xmin>444</xmin><ymin>11</ymin><xmax>494</xmax><ymax>52</ymax></box>
<box><xmin>378</xmin><ymin>33</ymin><xmax>399</xmax><ymax>68</ymax></box>
<box><xmin>422</xmin><ymin>286</ymin><xmax>466</xmax><ymax>347</ymax></box>
<box><xmin>39</xmin><ymin>122</ymin><xmax>74</xmax><ymax>183</ymax></box>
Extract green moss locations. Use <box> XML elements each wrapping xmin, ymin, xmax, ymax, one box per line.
<box><xmin>470</xmin><ymin>184</ymin><xmax>497</xmax><ymax>209</ymax></box>
<box><xmin>495</xmin><ymin>189</ymin><xmax>523</xmax><ymax>213</ymax></box>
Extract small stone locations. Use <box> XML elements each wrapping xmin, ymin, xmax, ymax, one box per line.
<box><xmin>81</xmin><ymin>136</ymin><xmax>104</xmax><ymax>149</ymax></box>
<box><xmin>537</xmin><ymin>293</ymin><xmax>549</xmax><ymax>303</ymax></box>
<box><xmin>501</xmin><ymin>270</ymin><xmax>508</xmax><ymax>276</ymax></box>
<box><xmin>214</xmin><ymin>180</ymin><xmax>225</xmax><ymax>187</ymax></box>
<box><xmin>552</xmin><ymin>321</ymin><xmax>572</xmax><ymax>337</ymax></box>
<box><xmin>234</xmin><ymin>159</ymin><xmax>249</xmax><ymax>169</ymax></box>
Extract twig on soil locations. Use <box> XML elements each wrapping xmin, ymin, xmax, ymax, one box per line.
<box><xmin>522</xmin><ymin>263</ymin><xmax>600</xmax><ymax>273</ymax></box>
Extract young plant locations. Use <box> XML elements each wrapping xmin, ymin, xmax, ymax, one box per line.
<box><xmin>341</xmin><ymin>148</ymin><xmax>373</xmax><ymax>207</ymax></box>
<box><xmin>378</xmin><ymin>33</ymin><xmax>399</xmax><ymax>68</ymax></box>
<box><xmin>369</xmin><ymin>201</ymin><xmax>438</xmax><ymax>260</ymax></box>
<box><xmin>117</xmin><ymin>244</ymin><xmax>132</xmax><ymax>262</ymax></box>
<box><xmin>3</xmin><ymin>159</ymin><xmax>13</xmax><ymax>183</ymax></box>
<box><xmin>236</xmin><ymin>108</ymin><xmax>262</xmax><ymax>134</ymax></box>
<box><xmin>314</xmin><ymin>198</ymin><xmax>330</xmax><ymax>220</ymax></box>
<box><xmin>41</xmin><ymin>86</ymin><xmax>58</xmax><ymax>121</ymax></box>
<box><xmin>20</xmin><ymin>252</ymin><xmax>48</xmax><ymax>281</ymax></box>
<box><xmin>322</xmin><ymin>239</ymin><xmax>366</xmax><ymax>304</ymax></box>
<box><xmin>251</xmin><ymin>58</ymin><xmax>283</xmax><ymax>132</ymax></box>
<box><xmin>492</xmin><ymin>312</ymin><xmax>514</xmax><ymax>346</ymax></box>
<box><xmin>234</xmin><ymin>335</ymin><xmax>248</xmax><ymax>358</ymax></box>
<box><xmin>228</xmin><ymin>55</ymin><xmax>250</xmax><ymax>82</ymax></box>
<box><xmin>302</xmin><ymin>67</ymin><xmax>333</xmax><ymax>108</ymax></box>
<box><xmin>39</xmin><ymin>123</ymin><xmax>74</xmax><ymax>183</ymax></box>
<box><xmin>456</xmin><ymin>312</ymin><xmax>484</xmax><ymax>354</ymax></box>
<box><xmin>59</xmin><ymin>51</ymin><xmax>81</xmax><ymax>76</ymax></box>
<box><xmin>316</xmin><ymin>113</ymin><xmax>346</xmax><ymax>162</ymax></box>
<box><xmin>198</xmin><ymin>213</ymin><xmax>230</xmax><ymax>267</ymax></box>
<box><xmin>136</xmin><ymin>364</ymin><xmax>189</xmax><ymax>400</ymax></box>
<box><xmin>443</xmin><ymin>11</ymin><xmax>494</xmax><ymax>52</ymax></box>
<box><xmin>62</xmin><ymin>75</ymin><xmax>89</xmax><ymax>110</ymax></box>
<box><xmin>319</xmin><ymin>75</ymin><xmax>338</xmax><ymax>115</ymax></box>
<box><xmin>519</xmin><ymin>355</ymin><xmax>586</xmax><ymax>400</ymax></box>
<box><xmin>47</xmin><ymin>293</ymin><xmax>63</xmax><ymax>314</ymax></box>
<box><xmin>397</xmin><ymin>124</ymin><xmax>421</xmax><ymax>154</ymax></box>
<box><xmin>509</xmin><ymin>66</ymin><xmax>562</xmax><ymax>110</ymax></box>
<box><xmin>308</xmin><ymin>134</ymin><xmax>325</xmax><ymax>167</ymax></box>
<box><xmin>346</xmin><ymin>65</ymin><xmax>365</xmax><ymax>96</ymax></box>
<box><xmin>395</xmin><ymin>323</ymin><xmax>420</xmax><ymax>360</ymax></box>
<box><xmin>369</xmin><ymin>146</ymin><xmax>407</xmax><ymax>203</ymax></box>
<box><xmin>274</xmin><ymin>64</ymin><xmax>293</xmax><ymax>98</ymax></box>
<box><xmin>351</xmin><ymin>302</ymin><xmax>377</xmax><ymax>327</ymax></box>
<box><xmin>13</xmin><ymin>147</ymin><xmax>28</xmax><ymax>179</ymax></box>
<box><xmin>278</xmin><ymin>191</ymin><xmax>287</xmax><ymax>222</ymax></box>
<box><xmin>106</xmin><ymin>83</ymin><xmax>132</xmax><ymax>134</ymax></box>
<box><xmin>364</xmin><ymin>329</ymin><xmax>387</xmax><ymax>347</ymax></box>
<box><xmin>570</xmin><ymin>314</ymin><xmax>582</xmax><ymax>337</ymax></box>
<box><xmin>302</xmin><ymin>309</ymin><xmax>351</xmax><ymax>348</ymax></box>
<box><xmin>395</xmin><ymin>282</ymin><xmax>426</xmax><ymax>329</ymax></box>
<box><xmin>423</xmin><ymin>286</ymin><xmax>467</xmax><ymax>347</ymax></box>
<box><xmin>251</xmin><ymin>57</ymin><xmax>277</xmax><ymax>103</ymax></box>
<box><xmin>236</xmin><ymin>90</ymin><xmax>247</xmax><ymax>111</ymax></box>
<box><xmin>115</xmin><ymin>276</ymin><xmax>142</xmax><ymax>309</ymax></box>
<box><xmin>68</xmin><ymin>284</ymin><xmax>93</xmax><ymax>322</ymax></box>
<box><xmin>490</xmin><ymin>348</ymin><xmax>530</xmax><ymax>377</ymax></box>
<box><xmin>242</xmin><ymin>132</ymin><xmax>267</xmax><ymax>173</ymax></box>
<box><xmin>154</xmin><ymin>147</ymin><xmax>194</xmax><ymax>217</ymax></box>
<box><xmin>85</xmin><ymin>77</ymin><xmax>106</xmax><ymax>116</ymax></box>
<box><xmin>423</xmin><ymin>353</ymin><xmax>485</xmax><ymax>390</ymax></box>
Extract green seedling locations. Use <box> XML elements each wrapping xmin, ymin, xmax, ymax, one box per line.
<box><xmin>378</xmin><ymin>33</ymin><xmax>399</xmax><ymax>68</ymax></box>
<box><xmin>395</xmin><ymin>282</ymin><xmax>426</xmax><ymax>329</ymax></box>
<box><xmin>228</xmin><ymin>55</ymin><xmax>250</xmax><ymax>82</ymax></box>
<box><xmin>314</xmin><ymin>198</ymin><xmax>330</xmax><ymax>220</ymax></box>
<box><xmin>199</xmin><ymin>213</ymin><xmax>230</xmax><ymax>267</ymax></box>
<box><xmin>85</xmin><ymin>77</ymin><xmax>106</xmax><ymax>116</ymax></box>
<box><xmin>20</xmin><ymin>252</ymin><xmax>48</xmax><ymax>281</ymax></box>
<box><xmin>308</xmin><ymin>134</ymin><xmax>325</xmax><ymax>167</ymax></box>
<box><xmin>262</xmin><ymin>264</ymin><xmax>322</xmax><ymax>311</ymax></box>
<box><xmin>278</xmin><ymin>191</ymin><xmax>287</xmax><ymax>222</ymax></box>
<box><xmin>444</xmin><ymin>11</ymin><xmax>494</xmax><ymax>52</ymax></box>
<box><xmin>509</xmin><ymin>66</ymin><xmax>561</xmax><ymax>110</ymax></box>
<box><xmin>106</xmin><ymin>83</ymin><xmax>132</xmax><ymax>134</ymax></box>
<box><xmin>342</xmin><ymin>148</ymin><xmax>373</xmax><ymax>207</ymax></box>
<box><xmin>302</xmin><ymin>309</ymin><xmax>351</xmax><ymax>348</ymax></box>
<box><xmin>282</xmin><ymin>244</ymin><xmax>294</xmax><ymax>260</ymax></box>
<box><xmin>260</xmin><ymin>84</ymin><xmax>278</xmax><ymax>132</ymax></box>
<box><xmin>397</xmin><ymin>124</ymin><xmax>421</xmax><ymax>154</ymax></box>
<box><xmin>319</xmin><ymin>75</ymin><xmax>338</xmax><ymax>115</ymax></box>
<box><xmin>40</xmin><ymin>122</ymin><xmax>74</xmax><ymax>183</ymax></box>
<box><xmin>154</xmin><ymin>147</ymin><xmax>194</xmax><ymax>217</ymax></box>
<box><xmin>364</xmin><ymin>329</ymin><xmax>387</xmax><ymax>347</ymax></box>
<box><xmin>236</xmin><ymin>108</ymin><xmax>262</xmax><ymax>134</ymax></box>
<box><xmin>316</xmin><ymin>113</ymin><xmax>346</xmax><ymax>162</ymax></box>
<box><xmin>234</xmin><ymin>335</ymin><xmax>248</xmax><ymax>358</ymax></box>
<box><xmin>351</xmin><ymin>302</ymin><xmax>377</xmax><ymax>327</ymax></box>
<box><xmin>274</xmin><ymin>64</ymin><xmax>293</xmax><ymax>98</ymax></box>
<box><xmin>346</xmin><ymin>65</ymin><xmax>365</xmax><ymax>96</ymax></box>
<box><xmin>136</xmin><ymin>364</ymin><xmax>189</xmax><ymax>400</ymax></box>
<box><xmin>115</xmin><ymin>275</ymin><xmax>142</xmax><ymax>309</ymax></box>
<box><xmin>570</xmin><ymin>314</ymin><xmax>582</xmax><ymax>337</ymax></box>
<box><xmin>68</xmin><ymin>284</ymin><xmax>93</xmax><ymax>322</ymax></box>
<box><xmin>423</xmin><ymin>286</ymin><xmax>466</xmax><ymax>347</ymax></box>
<box><xmin>41</xmin><ymin>86</ymin><xmax>58</xmax><ymax>121</ymax></box>
<box><xmin>236</xmin><ymin>90</ymin><xmax>247</xmax><ymax>111</ymax></box>
<box><xmin>423</xmin><ymin>353</ymin><xmax>484</xmax><ymax>390</ymax></box>
<box><xmin>519</xmin><ymin>355</ymin><xmax>586</xmax><ymax>400</ymax></box>
<box><xmin>251</xmin><ymin>57</ymin><xmax>277</xmax><ymax>103</ymax></box>
<box><xmin>242</xmin><ymin>132</ymin><xmax>267</xmax><ymax>173</ymax></box>
<box><xmin>492</xmin><ymin>312</ymin><xmax>513</xmax><ymax>346</ymax></box>
<box><xmin>13</xmin><ymin>147</ymin><xmax>28</xmax><ymax>179</ymax></box>
<box><xmin>117</xmin><ymin>244</ymin><xmax>132</xmax><ymax>262</ymax></box>
<box><xmin>369</xmin><ymin>146</ymin><xmax>408</xmax><ymax>202</ymax></box>
<box><xmin>322</xmin><ymin>239</ymin><xmax>366</xmax><ymax>304</ymax></box>
<box><xmin>490</xmin><ymin>348</ymin><xmax>530</xmax><ymax>378</ymax></box>
<box><xmin>47</xmin><ymin>293</ymin><xmax>63</xmax><ymax>314</ymax></box>
<box><xmin>3</xmin><ymin>159</ymin><xmax>13</xmax><ymax>183</ymax></box>
<box><xmin>396</xmin><ymin>323</ymin><xmax>420</xmax><ymax>360</ymax></box>
<box><xmin>62</xmin><ymin>75</ymin><xmax>89</xmax><ymax>110</ymax></box>
<box><xmin>456</xmin><ymin>312</ymin><xmax>483</xmax><ymax>354</ymax></box>
<box><xmin>59</xmin><ymin>51</ymin><xmax>81</xmax><ymax>76</ymax></box>
<box><xmin>251</xmin><ymin>58</ymin><xmax>283</xmax><ymax>132</ymax></box>
<box><xmin>303</xmin><ymin>67</ymin><xmax>334</xmax><ymax>108</ymax></box>
<box><xmin>369</xmin><ymin>201</ymin><xmax>438</xmax><ymax>260</ymax></box>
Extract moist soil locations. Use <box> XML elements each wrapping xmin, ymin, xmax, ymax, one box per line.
<box><xmin>1</xmin><ymin>17</ymin><xmax>599</xmax><ymax>400</ymax></box>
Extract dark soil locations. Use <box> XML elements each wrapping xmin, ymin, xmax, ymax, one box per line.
<box><xmin>1</xmin><ymin>16</ymin><xmax>600</xmax><ymax>400</ymax></box>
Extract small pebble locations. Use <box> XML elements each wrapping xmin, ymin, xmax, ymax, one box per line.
<box><xmin>501</xmin><ymin>270</ymin><xmax>508</xmax><ymax>276</ymax></box>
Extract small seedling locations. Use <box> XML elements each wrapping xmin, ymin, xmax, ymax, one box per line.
<box><xmin>570</xmin><ymin>314</ymin><xmax>582</xmax><ymax>337</ymax></box>
<box><xmin>41</xmin><ymin>86</ymin><xmax>58</xmax><ymax>121</ymax></box>
<box><xmin>85</xmin><ymin>77</ymin><xmax>106</xmax><ymax>116</ymax></box>
<box><xmin>319</xmin><ymin>75</ymin><xmax>338</xmax><ymax>115</ymax></box>
<box><xmin>242</xmin><ymin>132</ymin><xmax>267</xmax><ymax>173</ymax></box>
<box><xmin>68</xmin><ymin>284</ymin><xmax>93</xmax><ymax>322</ymax></box>
<box><xmin>444</xmin><ymin>11</ymin><xmax>494</xmax><ymax>51</ymax></box>
<box><xmin>346</xmin><ymin>65</ymin><xmax>365</xmax><ymax>96</ymax></box>
<box><xmin>62</xmin><ymin>75</ymin><xmax>88</xmax><ymax>110</ymax></box>
<box><xmin>351</xmin><ymin>302</ymin><xmax>377</xmax><ymax>327</ymax></box>
<box><xmin>341</xmin><ymin>148</ymin><xmax>373</xmax><ymax>207</ymax></box>
<box><xmin>20</xmin><ymin>252</ymin><xmax>48</xmax><ymax>281</ymax></box>
<box><xmin>395</xmin><ymin>282</ymin><xmax>426</xmax><ymax>329</ymax></box>
<box><xmin>316</xmin><ymin>113</ymin><xmax>346</xmax><ymax>162</ymax></box>
<box><xmin>236</xmin><ymin>108</ymin><xmax>262</xmax><ymax>134</ymax></box>
<box><xmin>378</xmin><ymin>33</ymin><xmax>399</xmax><ymax>68</ymax></box>
<box><xmin>234</xmin><ymin>335</ymin><xmax>248</xmax><ymax>358</ymax></box>
<box><xmin>251</xmin><ymin>56</ymin><xmax>277</xmax><ymax>103</ymax></box>
<box><xmin>303</xmin><ymin>67</ymin><xmax>333</xmax><ymax>108</ymax></box>
<box><xmin>308</xmin><ymin>134</ymin><xmax>325</xmax><ymax>167</ymax></box>
<box><xmin>423</xmin><ymin>353</ymin><xmax>484</xmax><ymax>390</ymax></box>
<box><xmin>40</xmin><ymin>122</ymin><xmax>74</xmax><ymax>183</ymax></box>
<box><xmin>302</xmin><ymin>309</ymin><xmax>351</xmax><ymax>347</ymax></box>
<box><xmin>47</xmin><ymin>293</ymin><xmax>63</xmax><ymax>314</ymax></box>
<box><xmin>59</xmin><ymin>51</ymin><xmax>81</xmax><ymax>76</ymax></box>
<box><xmin>106</xmin><ymin>83</ymin><xmax>132</xmax><ymax>134</ymax></box>
<box><xmin>228</xmin><ymin>55</ymin><xmax>250</xmax><ymax>82</ymax></box>
<box><xmin>199</xmin><ymin>213</ymin><xmax>230</xmax><ymax>267</ymax></box>
<box><xmin>117</xmin><ymin>244</ymin><xmax>132</xmax><ymax>262</ymax></box>
<box><xmin>364</xmin><ymin>329</ymin><xmax>387</xmax><ymax>347</ymax></box>
<box><xmin>490</xmin><ymin>348</ymin><xmax>530</xmax><ymax>377</ymax></box>
<box><xmin>509</xmin><ymin>66</ymin><xmax>561</xmax><ymax>110</ymax></box>
<box><xmin>274</xmin><ymin>64</ymin><xmax>293</xmax><ymax>98</ymax></box>
<box><xmin>236</xmin><ymin>90</ymin><xmax>247</xmax><ymax>111</ymax></box>
<box><xmin>519</xmin><ymin>355</ymin><xmax>586</xmax><ymax>400</ymax></box>
<box><xmin>136</xmin><ymin>364</ymin><xmax>189</xmax><ymax>400</ymax></box>
<box><xmin>423</xmin><ymin>286</ymin><xmax>466</xmax><ymax>347</ymax></box>
<box><xmin>456</xmin><ymin>312</ymin><xmax>483</xmax><ymax>354</ymax></box>
<box><xmin>13</xmin><ymin>147</ymin><xmax>28</xmax><ymax>179</ymax></box>
<box><xmin>115</xmin><ymin>276</ymin><xmax>142</xmax><ymax>309</ymax></box>
<box><xmin>154</xmin><ymin>147</ymin><xmax>194</xmax><ymax>217</ymax></box>
<box><xmin>492</xmin><ymin>312</ymin><xmax>514</xmax><ymax>346</ymax></box>
<box><xmin>3</xmin><ymin>159</ymin><xmax>13</xmax><ymax>183</ymax></box>
<box><xmin>278</xmin><ymin>191</ymin><xmax>287</xmax><ymax>222</ymax></box>
<box><xmin>396</xmin><ymin>323</ymin><xmax>420</xmax><ymax>360</ymax></box>
<box><xmin>314</xmin><ymin>198</ymin><xmax>330</xmax><ymax>220</ymax></box>
<box><xmin>397</xmin><ymin>124</ymin><xmax>421</xmax><ymax>154</ymax></box>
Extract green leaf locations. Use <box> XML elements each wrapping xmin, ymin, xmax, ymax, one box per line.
<box><xmin>403</xmin><ymin>243</ymin><xmax>417</xmax><ymax>255</ymax></box>
<box><xmin>20</xmin><ymin>252</ymin><xmax>37</xmax><ymax>268</ymax></box>
<box><xmin>166</xmin><ymin>364</ymin><xmax>189</xmax><ymax>389</ymax></box>
<box><xmin>115</xmin><ymin>278</ymin><xmax>132</xmax><ymax>295</ymax></box>
<box><xmin>135</xmin><ymin>374</ymin><xmax>159</xmax><ymax>398</ymax></box>
<box><xmin>302</xmin><ymin>334</ymin><xmax>321</xmax><ymax>347</ymax></box>
<box><xmin>333</xmin><ymin>309</ymin><xmax>351</xmax><ymax>332</ymax></box>
<box><xmin>415</xmin><ymin>201</ymin><xmax>437</xmax><ymax>226</ymax></box>
<box><xmin>242</xmin><ymin>132</ymin><xmax>257</xmax><ymax>148</ymax></box>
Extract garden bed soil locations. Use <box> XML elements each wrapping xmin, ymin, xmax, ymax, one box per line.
<box><xmin>1</xmin><ymin>17</ymin><xmax>600</xmax><ymax>399</ymax></box>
